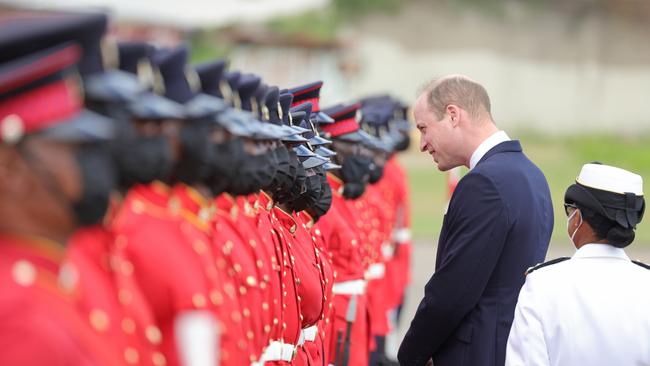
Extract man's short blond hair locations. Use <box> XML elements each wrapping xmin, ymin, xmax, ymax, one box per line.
<box><xmin>422</xmin><ymin>75</ymin><xmax>492</xmax><ymax>121</ymax></box>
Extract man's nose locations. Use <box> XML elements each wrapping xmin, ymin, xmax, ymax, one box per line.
<box><xmin>419</xmin><ymin>134</ymin><xmax>427</xmax><ymax>152</ymax></box>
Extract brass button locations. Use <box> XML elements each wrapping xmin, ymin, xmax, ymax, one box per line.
<box><xmin>12</xmin><ymin>260</ymin><xmax>36</xmax><ymax>286</ymax></box>
<box><xmin>1</xmin><ymin>114</ymin><xmax>24</xmax><ymax>143</ymax></box>
<box><xmin>152</xmin><ymin>352</ymin><xmax>166</xmax><ymax>366</ymax></box>
<box><xmin>89</xmin><ymin>309</ymin><xmax>110</xmax><ymax>332</ymax></box>
<box><xmin>132</xmin><ymin>200</ymin><xmax>145</xmax><ymax>214</ymax></box>
<box><xmin>246</xmin><ymin>276</ymin><xmax>257</xmax><ymax>286</ymax></box>
<box><xmin>124</xmin><ymin>347</ymin><xmax>139</xmax><ymax>364</ymax></box>
<box><xmin>192</xmin><ymin>294</ymin><xmax>207</xmax><ymax>308</ymax></box>
<box><xmin>121</xmin><ymin>318</ymin><xmax>136</xmax><ymax>334</ymax></box>
<box><xmin>119</xmin><ymin>290</ymin><xmax>133</xmax><ymax>305</ymax></box>
<box><xmin>121</xmin><ymin>260</ymin><xmax>134</xmax><ymax>276</ymax></box>
<box><xmin>210</xmin><ymin>290</ymin><xmax>224</xmax><ymax>306</ymax></box>
<box><xmin>146</xmin><ymin>325</ymin><xmax>162</xmax><ymax>345</ymax></box>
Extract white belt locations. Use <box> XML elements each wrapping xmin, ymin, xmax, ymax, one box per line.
<box><xmin>257</xmin><ymin>340</ymin><xmax>295</xmax><ymax>363</ymax></box>
<box><xmin>297</xmin><ymin>325</ymin><xmax>318</xmax><ymax>346</ymax></box>
<box><xmin>332</xmin><ymin>279</ymin><xmax>367</xmax><ymax>295</ymax></box>
<box><xmin>381</xmin><ymin>241</ymin><xmax>395</xmax><ymax>260</ymax></box>
<box><xmin>393</xmin><ymin>228</ymin><xmax>412</xmax><ymax>243</ymax></box>
<box><xmin>365</xmin><ymin>263</ymin><xmax>386</xmax><ymax>280</ymax></box>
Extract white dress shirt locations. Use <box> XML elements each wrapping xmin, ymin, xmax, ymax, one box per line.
<box><xmin>469</xmin><ymin>130</ymin><xmax>510</xmax><ymax>170</ymax></box>
<box><xmin>505</xmin><ymin>244</ymin><xmax>650</xmax><ymax>366</ymax></box>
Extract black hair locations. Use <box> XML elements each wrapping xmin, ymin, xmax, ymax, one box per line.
<box><xmin>577</xmin><ymin>205</ymin><xmax>635</xmax><ymax>248</ymax></box>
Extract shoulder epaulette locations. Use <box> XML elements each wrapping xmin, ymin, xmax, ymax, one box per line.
<box><xmin>525</xmin><ymin>257</ymin><xmax>570</xmax><ymax>276</ymax></box>
<box><xmin>632</xmin><ymin>260</ymin><xmax>650</xmax><ymax>270</ymax></box>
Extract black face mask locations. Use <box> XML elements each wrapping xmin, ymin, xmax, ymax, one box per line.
<box><xmin>268</xmin><ymin>146</ymin><xmax>292</xmax><ymax>192</ymax></box>
<box><xmin>368</xmin><ymin>162</ymin><xmax>385</xmax><ymax>184</ymax></box>
<box><xmin>175</xmin><ymin>120</ymin><xmax>214</xmax><ymax>186</ymax></box>
<box><xmin>310</xmin><ymin>172</ymin><xmax>332</xmax><ymax>221</ymax></box>
<box><xmin>275</xmin><ymin>160</ymin><xmax>306</xmax><ymax>205</ymax></box>
<box><xmin>258</xmin><ymin>151</ymin><xmax>279</xmax><ymax>191</ymax></box>
<box><xmin>227</xmin><ymin>144</ymin><xmax>277</xmax><ymax>196</ymax></box>
<box><xmin>395</xmin><ymin>134</ymin><xmax>411</xmax><ymax>152</ymax></box>
<box><xmin>205</xmin><ymin>139</ymin><xmax>242</xmax><ymax>196</ymax></box>
<box><xmin>73</xmin><ymin>146</ymin><xmax>116</xmax><ymax>226</ymax></box>
<box><xmin>287</xmin><ymin>148</ymin><xmax>299</xmax><ymax>183</ymax></box>
<box><xmin>340</xmin><ymin>154</ymin><xmax>371</xmax><ymax>185</ymax></box>
<box><xmin>113</xmin><ymin>135</ymin><xmax>174</xmax><ymax>190</ymax></box>
<box><xmin>340</xmin><ymin>155</ymin><xmax>372</xmax><ymax>200</ymax></box>
<box><xmin>290</xmin><ymin>168</ymin><xmax>322</xmax><ymax>212</ymax></box>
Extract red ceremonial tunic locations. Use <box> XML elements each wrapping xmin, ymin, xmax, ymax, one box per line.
<box><xmin>316</xmin><ymin>174</ymin><xmax>371</xmax><ymax>366</ymax></box>
<box><xmin>112</xmin><ymin>183</ymin><xmax>215</xmax><ymax>366</ymax></box>
<box><xmin>383</xmin><ymin>156</ymin><xmax>412</xmax><ymax>310</ymax></box>
<box><xmin>173</xmin><ymin>185</ymin><xmax>251</xmax><ymax>366</ymax></box>
<box><xmin>67</xmin><ymin>224</ymin><xmax>162</xmax><ymax>366</ymax></box>
<box><xmin>0</xmin><ymin>234</ymin><xmax>121</xmax><ymax>366</ymax></box>
<box><xmin>296</xmin><ymin>211</ymin><xmax>335</xmax><ymax>366</ymax></box>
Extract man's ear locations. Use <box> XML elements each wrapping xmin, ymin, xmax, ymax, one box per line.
<box><xmin>446</xmin><ymin>104</ymin><xmax>461</xmax><ymax>127</ymax></box>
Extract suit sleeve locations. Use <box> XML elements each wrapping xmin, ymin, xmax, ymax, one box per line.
<box><xmin>398</xmin><ymin>173</ymin><xmax>509</xmax><ymax>366</ymax></box>
<box><xmin>505</xmin><ymin>276</ymin><xmax>551</xmax><ymax>366</ymax></box>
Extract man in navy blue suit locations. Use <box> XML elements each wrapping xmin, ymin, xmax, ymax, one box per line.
<box><xmin>397</xmin><ymin>75</ymin><xmax>554</xmax><ymax>366</ymax></box>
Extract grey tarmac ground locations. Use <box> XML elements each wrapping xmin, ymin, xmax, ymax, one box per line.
<box><xmin>385</xmin><ymin>240</ymin><xmax>650</xmax><ymax>359</ymax></box>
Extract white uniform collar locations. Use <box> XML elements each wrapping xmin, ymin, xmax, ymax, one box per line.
<box><xmin>469</xmin><ymin>130</ymin><xmax>510</xmax><ymax>170</ymax></box>
<box><xmin>573</xmin><ymin>243</ymin><xmax>630</xmax><ymax>261</ymax></box>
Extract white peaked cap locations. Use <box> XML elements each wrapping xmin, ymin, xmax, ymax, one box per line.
<box><xmin>576</xmin><ymin>163</ymin><xmax>644</xmax><ymax>196</ymax></box>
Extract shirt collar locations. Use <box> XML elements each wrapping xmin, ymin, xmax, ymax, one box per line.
<box><xmin>469</xmin><ymin>130</ymin><xmax>510</xmax><ymax>170</ymax></box>
<box><xmin>573</xmin><ymin>243</ymin><xmax>630</xmax><ymax>261</ymax></box>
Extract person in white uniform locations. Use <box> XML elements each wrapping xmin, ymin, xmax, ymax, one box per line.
<box><xmin>505</xmin><ymin>162</ymin><xmax>650</xmax><ymax>366</ymax></box>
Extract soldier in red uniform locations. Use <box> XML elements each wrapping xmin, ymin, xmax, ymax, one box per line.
<box><xmin>111</xmin><ymin>45</ymin><xmax>231</xmax><ymax>366</ymax></box>
<box><xmin>65</xmin><ymin>28</ymin><xmax>181</xmax><ymax>366</ymax></box>
<box><xmin>358</xmin><ymin>97</ymin><xmax>413</xmax><ymax>365</ymax></box>
<box><xmin>315</xmin><ymin>102</ymin><xmax>376</xmax><ymax>366</ymax></box>
<box><xmin>361</xmin><ymin>97</ymin><xmax>414</xmax><ymax>326</ymax></box>
<box><xmin>197</xmin><ymin>63</ymin><xmax>306</xmax><ymax>365</ymax></box>
<box><xmin>0</xmin><ymin>39</ymin><xmax>122</xmax><ymax>366</ymax></box>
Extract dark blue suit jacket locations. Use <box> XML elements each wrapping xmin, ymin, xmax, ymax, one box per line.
<box><xmin>398</xmin><ymin>141</ymin><xmax>553</xmax><ymax>366</ymax></box>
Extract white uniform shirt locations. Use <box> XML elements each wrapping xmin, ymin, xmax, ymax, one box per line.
<box><xmin>505</xmin><ymin>243</ymin><xmax>650</xmax><ymax>366</ymax></box>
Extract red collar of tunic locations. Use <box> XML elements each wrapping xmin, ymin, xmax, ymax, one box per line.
<box><xmin>214</xmin><ymin>193</ymin><xmax>239</xmax><ymax>220</ymax></box>
<box><xmin>296</xmin><ymin>211</ymin><xmax>315</xmax><ymax>229</ymax></box>
<box><xmin>122</xmin><ymin>182</ymin><xmax>179</xmax><ymax>219</ymax></box>
<box><xmin>258</xmin><ymin>190</ymin><xmax>275</xmax><ymax>212</ymax></box>
<box><xmin>0</xmin><ymin>234</ymin><xmax>75</xmax><ymax>296</ymax></box>
<box><xmin>273</xmin><ymin>205</ymin><xmax>298</xmax><ymax>235</ymax></box>
<box><xmin>172</xmin><ymin>184</ymin><xmax>214</xmax><ymax>233</ymax></box>
<box><xmin>236</xmin><ymin>194</ymin><xmax>258</xmax><ymax>218</ymax></box>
